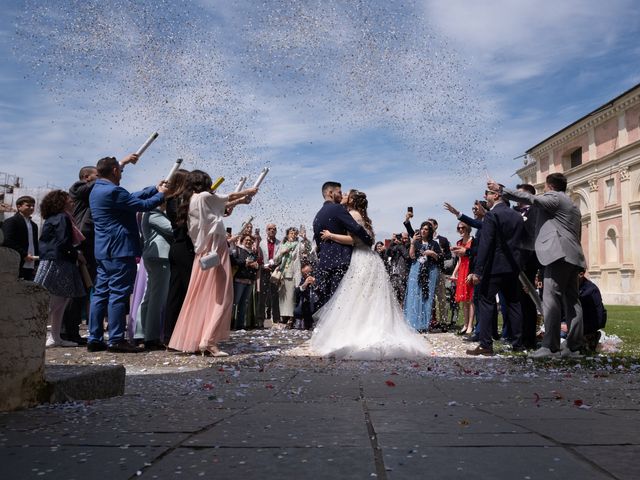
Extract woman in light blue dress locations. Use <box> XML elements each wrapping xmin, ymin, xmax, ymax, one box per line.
<box><xmin>404</xmin><ymin>221</ymin><xmax>442</xmax><ymax>333</ymax></box>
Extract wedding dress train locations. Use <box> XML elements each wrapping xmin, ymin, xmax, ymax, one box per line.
<box><xmin>311</xmin><ymin>231</ymin><xmax>432</xmax><ymax>360</ymax></box>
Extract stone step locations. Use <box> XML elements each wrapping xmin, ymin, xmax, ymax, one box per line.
<box><xmin>42</xmin><ymin>364</ymin><xmax>125</xmax><ymax>404</ymax></box>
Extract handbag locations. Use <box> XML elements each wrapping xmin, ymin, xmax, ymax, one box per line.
<box><xmin>199</xmin><ymin>251</ymin><xmax>220</xmax><ymax>270</ymax></box>
<box><xmin>442</xmin><ymin>257</ymin><xmax>457</xmax><ymax>275</ymax></box>
<box><xmin>270</xmin><ymin>268</ymin><xmax>283</xmax><ymax>285</ymax></box>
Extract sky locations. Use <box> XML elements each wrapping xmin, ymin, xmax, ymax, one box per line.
<box><xmin>1</xmin><ymin>0</ymin><xmax>640</xmax><ymax>240</ymax></box>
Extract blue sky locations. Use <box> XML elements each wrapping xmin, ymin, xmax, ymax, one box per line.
<box><xmin>2</xmin><ymin>0</ymin><xmax>640</xmax><ymax>240</ymax></box>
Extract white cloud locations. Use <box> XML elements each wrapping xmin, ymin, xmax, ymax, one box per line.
<box><xmin>422</xmin><ymin>0</ymin><xmax>637</xmax><ymax>86</ymax></box>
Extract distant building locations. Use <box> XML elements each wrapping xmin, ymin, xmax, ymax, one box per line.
<box><xmin>0</xmin><ymin>172</ymin><xmax>52</xmax><ymax>228</ymax></box>
<box><xmin>516</xmin><ymin>83</ymin><xmax>640</xmax><ymax>305</ymax></box>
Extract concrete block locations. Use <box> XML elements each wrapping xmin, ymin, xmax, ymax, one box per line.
<box><xmin>43</xmin><ymin>364</ymin><xmax>126</xmax><ymax>404</ymax></box>
<box><xmin>0</xmin><ymin>266</ymin><xmax>49</xmax><ymax>411</ymax></box>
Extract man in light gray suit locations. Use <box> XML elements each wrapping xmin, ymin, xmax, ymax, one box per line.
<box><xmin>257</xmin><ymin>223</ymin><xmax>281</xmax><ymax>325</ymax></box>
<box><xmin>489</xmin><ymin>173</ymin><xmax>586</xmax><ymax>359</ymax></box>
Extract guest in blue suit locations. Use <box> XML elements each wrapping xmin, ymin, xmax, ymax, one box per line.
<box><xmin>466</xmin><ymin>189</ymin><xmax>524</xmax><ymax>356</ymax></box>
<box><xmin>87</xmin><ymin>155</ymin><xmax>168</xmax><ymax>353</ymax></box>
<box><xmin>312</xmin><ymin>181</ymin><xmax>373</xmax><ymax>310</ymax></box>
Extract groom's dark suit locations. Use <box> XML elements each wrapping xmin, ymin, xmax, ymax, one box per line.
<box><xmin>313</xmin><ymin>201</ymin><xmax>372</xmax><ymax>310</ymax></box>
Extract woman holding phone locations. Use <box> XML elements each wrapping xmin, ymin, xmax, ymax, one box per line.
<box><xmin>404</xmin><ymin>221</ymin><xmax>442</xmax><ymax>333</ymax></box>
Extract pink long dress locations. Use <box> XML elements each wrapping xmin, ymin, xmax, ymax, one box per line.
<box><xmin>168</xmin><ymin>191</ymin><xmax>233</xmax><ymax>352</ymax></box>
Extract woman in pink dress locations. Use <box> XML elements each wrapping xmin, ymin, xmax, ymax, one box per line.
<box><xmin>450</xmin><ymin>222</ymin><xmax>475</xmax><ymax>335</ymax></box>
<box><xmin>168</xmin><ymin>170</ymin><xmax>257</xmax><ymax>356</ymax></box>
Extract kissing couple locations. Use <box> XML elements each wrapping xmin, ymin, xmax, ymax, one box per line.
<box><xmin>310</xmin><ymin>181</ymin><xmax>432</xmax><ymax>360</ymax></box>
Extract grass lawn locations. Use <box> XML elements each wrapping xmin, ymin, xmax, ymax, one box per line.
<box><xmin>604</xmin><ymin>305</ymin><xmax>640</xmax><ymax>356</ymax></box>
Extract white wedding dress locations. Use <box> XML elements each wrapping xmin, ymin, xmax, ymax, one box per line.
<box><xmin>310</xmin><ymin>212</ymin><xmax>432</xmax><ymax>360</ymax></box>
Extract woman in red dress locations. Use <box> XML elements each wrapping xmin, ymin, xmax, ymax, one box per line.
<box><xmin>450</xmin><ymin>222</ymin><xmax>475</xmax><ymax>335</ymax></box>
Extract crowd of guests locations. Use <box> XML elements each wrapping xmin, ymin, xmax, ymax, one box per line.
<box><xmin>1</xmin><ymin>158</ymin><xmax>607</xmax><ymax>357</ymax></box>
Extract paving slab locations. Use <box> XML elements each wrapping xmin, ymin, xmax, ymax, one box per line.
<box><xmin>382</xmin><ymin>446</ymin><xmax>611</xmax><ymax>480</ymax></box>
<box><xmin>574</xmin><ymin>445</ymin><xmax>640</xmax><ymax>480</ymax></box>
<box><xmin>144</xmin><ymin>446</ymin><xmax>377</xmax><ymax>479</ymax></box>
<box><xmin>125</xmin><ymin>370</ymin><xmax>293</xmax><ymax>403</ymax></box>
<box><xmin>377</xmin><ymin>431</ymin><xmax>554</xmax><ymax>447</ymax></box>
<box><xmin>513</xmin><ymin>417</ymin><xmax>640</xmax><ymax>445</ymax></box>
<box><xmin>0</xmin><ymin>429</ymin><xmax>189</xmax><ymax>447</ymax></box>
<box><xmin>361</xmin><ymin>375</ymin><xmax>449</xmax><ymax>401</ymax></box>
<box><xmin>271</xmin><ymin>373</ymin><xmax>363</xmax><ymax>402</ymax></box>
<box><xmin>594</xmin><ymin>408</ymin><xmax>640</xmax><ymax>418</ymax></box>
<box><xmin>2</xmin><ymin>445</ymin><xmax>167</xmax><ymax>480</ymax></box>
<box><xmin>186</xmin><ymin>401</ymin><xmax>370</xmax><ymax>448</ymax></box>
<box><xmin>368</xmin><ymin>406</ymin><xmax>528</xmax><ymax>434</ymax></box>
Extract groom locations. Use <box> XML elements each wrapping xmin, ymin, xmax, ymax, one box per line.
<box><xmin>313</xmin><ymin>181</ymin><xmax>373</xmax><ymax>310</ymax></box>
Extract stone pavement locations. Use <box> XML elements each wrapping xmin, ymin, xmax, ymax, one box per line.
<box><xmin>1</xmin><ymin>329</ymin><xmax>639</xmax><ymax>479</ymax></box>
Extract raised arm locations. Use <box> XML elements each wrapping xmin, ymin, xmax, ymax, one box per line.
<box><xmin>115</xmin><ymin>186</ymin><xmax>165</xmax><ymax>213</ymax></box>
<box><xmin>403</xmin><ymin>214</ymin><xmax>415</xmax><ymax>237</ymax></box>
<box><xmin>445</xmin><ymin>201</ymin><xmax>483</xmax><ymax>230</ymax></box>
<box><xmin>459</xmin><ymin>213</ymin><xmax>483</xmax><ymax>230</ymax></box>
<box><xmin>503</xmin><ymin>187</ymin><xmax>560</xmax><ymax>213</ymax></box>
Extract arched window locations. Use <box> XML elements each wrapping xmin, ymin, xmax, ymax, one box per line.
<box><xmin>572</xmin><ymin>194</ymin><xmax>589</xmax><ymax>216</ymax></box>
<box><xmin>605</xmin><ymin>228</ymin><xmax>618</xmax><ymax>264</ymax></box>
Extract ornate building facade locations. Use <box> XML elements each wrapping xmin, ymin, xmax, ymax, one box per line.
<box><xmin>516</xmin><ymin>83</ymin><xmax>640</xmax><ymax>305</ymax></box>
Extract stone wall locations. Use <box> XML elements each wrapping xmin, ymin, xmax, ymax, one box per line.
<box><xmin>0</xmin><ymin>247</ymin><xmax>50</xmax><ymax>411</ymax></box>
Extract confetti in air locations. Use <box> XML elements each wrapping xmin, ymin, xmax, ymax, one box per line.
<box><xmin>15</xmin><ymin>0</ymin><xmax>493</xmax><ymax>230</ymax></box>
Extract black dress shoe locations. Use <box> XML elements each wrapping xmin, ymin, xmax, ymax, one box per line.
<box><xmin>462</xmin><ymin>334</ymin><xmax>479</xmax><ymax>342</ymax></box>
<box><xmin>107</xmin><ymin>341</ymin><xmax>144</xmax><ymax>353</ymax></box>
<box><xmin>143</xmin><ymin>341</ymin><xmax>166</xmax><ymax>351</ymax></box>
<box><xmin>87</xmin><ymin>341</ymin><xmax>107</xmax><ymax>352</ymax></box>
<box><xmin>466</xmin><ymin>345</ymin><xmax>494</xmax><ymax>356</ymax></box>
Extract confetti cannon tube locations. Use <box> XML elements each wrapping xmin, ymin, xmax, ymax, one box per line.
<box><xmin>252</xmin><ymin>167</ymin><xmax>269</xmax><ymax>189</ymax></box>
<box><xmin>240</xmin><ymin>216</ymin><xmax>254</xmax><ymax>232</ymax></box>
<box><xmin>234</xmin><ymin>176</ymin><xmax>247</xmax><ymax>192</ymax></box>
<box><xmin>210</xmin><ymin>176</ymin><xmax>225</xmax><ymax>192</ymax></box>
<box><xmin>165</xmin><ymin>158</ymin><xmax>183</xmax><ymax>183</ymax></box>
<box><xmin>135</xmin><ymin>132</ymin><xmax>159</xmax><ymax>157</ymax></box>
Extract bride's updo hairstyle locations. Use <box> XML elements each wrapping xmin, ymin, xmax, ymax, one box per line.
<box><xmin>348</xmin><ymin>189</ymin><xmax>374</xmax><ymax>236</ymax></box>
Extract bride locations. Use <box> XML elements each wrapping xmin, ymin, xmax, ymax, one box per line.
<box><xmin>310</xmin><ymin>189</ymin><xmax>432</xmax><ymax>360</ymax></box>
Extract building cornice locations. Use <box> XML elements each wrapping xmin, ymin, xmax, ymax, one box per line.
<box><xmin>515</xmin><ymin>162</ymin><xmax>537</xmax><ymax>176</ymax></box>
<box><xmin>529</xmin><ymin>90</ymin><xmax>640</xmax><ymax>157</ymax></box>
<box><xmin>561</xmin><ymin>143</ymin><xmax>640</xmax><ymax>189</ymax></box>
<box><xmin>596</xmin><ymin>204</ymin><xmax>622</xmax><ymax>221</ymax></box>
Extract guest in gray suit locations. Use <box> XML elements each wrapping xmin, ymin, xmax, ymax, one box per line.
<box><xmin>490</xmin><ymin>173</ymin><xmax>586</xmax><ymax>359</ymax></box>
<box><xmin>140</xmin><ymin>205</ymin><xmax>174</xmax><ymax>349</ymax></box>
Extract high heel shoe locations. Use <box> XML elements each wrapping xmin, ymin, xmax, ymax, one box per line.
<box><xmin>199</xmin><ymin>345</ymin><xmax>229</xmax><ymax>357</ymax></box>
